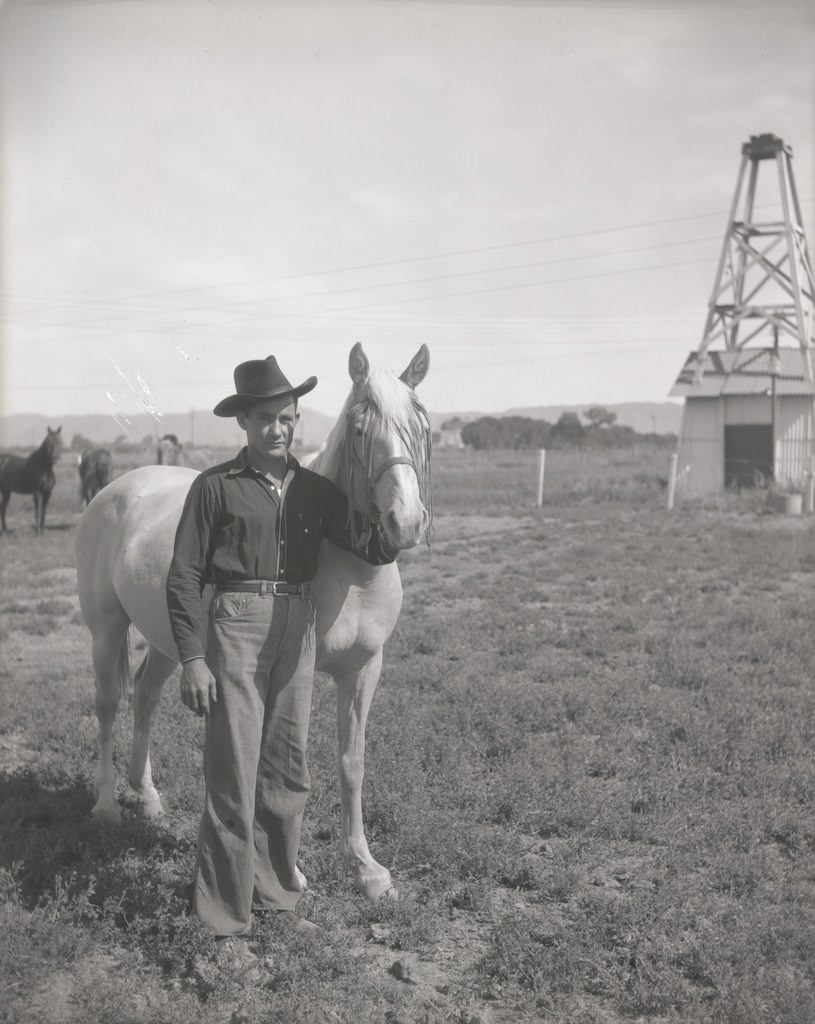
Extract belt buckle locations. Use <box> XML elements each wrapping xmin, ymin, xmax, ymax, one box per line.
<box><xmin>272</xmin><ymin>581</ymin><xmax>288</xmax><ymax>596</ymax></box>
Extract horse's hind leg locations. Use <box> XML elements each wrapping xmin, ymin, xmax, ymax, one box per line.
<box><xmin>334</xmin><ymin>652</ymin><xmax>396</xmax><ymax>902</ymax></box>
<box><xmin>0</xmin><ymin>491</ymin><xmax>7</xmax><ymax>533</ymax></box>
<box><xmin>89</xmin><ymin>615</ymin><xmax>132</xmax><ymax>822</ymax></box>
<box><xmin>124</xmin><ymin>644</ymin><xmax>177</xmax><ymax>818</ymax></box>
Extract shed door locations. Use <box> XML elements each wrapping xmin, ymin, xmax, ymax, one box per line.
<box><xmin>724</xmin><ymin>425</ymin><xmax>773</xmax><ymax>488</ymax></box>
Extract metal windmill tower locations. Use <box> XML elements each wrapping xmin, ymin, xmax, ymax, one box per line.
<box><xmin>695</xmin><ymin>133</ymin><xmax>815</xmax><ymax>380</ymax></box>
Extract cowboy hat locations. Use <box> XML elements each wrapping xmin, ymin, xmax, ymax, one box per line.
<box><xmin>213</xmin><ymin>356</ymin><xmax>317</xmax><ymax>417</ymax></box>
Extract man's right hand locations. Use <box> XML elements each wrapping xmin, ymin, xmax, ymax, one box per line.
<box><xmin>180</xmin><ymin>658</ymin><xmax>218</xmax><ymax>716</ymax></box>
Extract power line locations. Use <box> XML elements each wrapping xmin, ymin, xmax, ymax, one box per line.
<box><xmin>165</xmin><ymin>235</ymin><xmax>721</xmax><ymax>314</ymax></box>
<box><xmin>6</xmin><ymin>198</ymin><xmax>805</xmax><ymax>313</ymax></box>
<box><xmin>81</xmin><ymin>195</ymin><xmax>815</xmax><ymax>299</ymax></box>
<box><xmin>315</xmin><ymin>256</ymin><xmax>715</xmax><ymax>313</ymax></box>
<box><xmin>2</xmin><ymin>243</ymin><xmax>719</xmax><ymax>333</ymax></box>
<box><xmin>5</xmin><ymin>193</ymin><xmax>810</xmax><ymax>335</ymax></box>
<box><xmin>5</xmin><ymin>335</ymin><xmax>687</xmax><ymax>377</ymax></box>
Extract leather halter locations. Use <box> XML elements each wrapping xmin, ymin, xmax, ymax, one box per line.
<box><xmin>368</xmin><ymin>454</ymin><xmax>417</xmax><ymax>488</ymax></box>
<box><xmin>344</xmin><ymin>401</ymin><xmax>430</xmax><ymax>539</ymax></box>
<box><xmin>351</xmin><ymin>448</ymin><xmax>418</xmax><ymax>518</ymax></box>
<box><xmin>347</xmin><ymin>404</ymin><xmax>424</xmax><ymax>521</ymax></box>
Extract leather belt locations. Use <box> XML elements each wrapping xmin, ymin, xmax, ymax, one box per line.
<box><xmin>217</xmin><ymin>580</ymin><xmax>311</xmax><ymax>597</ymax></box>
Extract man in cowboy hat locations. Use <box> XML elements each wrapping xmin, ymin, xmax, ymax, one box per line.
<box><xmin>166</xmin><ymin>355</ymin><xmax>396</xmax><ymax>950</ymax></box>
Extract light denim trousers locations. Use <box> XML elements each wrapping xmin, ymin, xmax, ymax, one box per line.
<box><xmin>193</xmin><ymin>589</ymin><xmax>316</xmax><ymax>936</ymax></box>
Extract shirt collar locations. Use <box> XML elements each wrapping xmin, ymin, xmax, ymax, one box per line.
<box><xmin>226</xmin><ymin>447</ymin><xmax>299</xmax><ymax>479</ymax></box>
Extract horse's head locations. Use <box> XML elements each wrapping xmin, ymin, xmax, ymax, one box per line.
<box><xmin>157</xmin><ymin>435</ymin><xmax>180</xmax><ymax>466</ymax></box>
<box><xmin>341</xmin><ymin>343</ymin><xmax>432</xmax><ymax>552</ymax></box>
<box><xmin>45</xmin><ymin>426</ymin><xmax>63</xmax><ymax>463</ymax></box>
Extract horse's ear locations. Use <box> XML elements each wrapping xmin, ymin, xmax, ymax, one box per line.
<box><xmin>399</xmin><ymin>345</ymin><xmax>430</xmax><ymax>389</ymax></box>
<box><xmin>349</xmin><ymin>343</ymin><xmax>370</xmax><ymax>387</ymax></box>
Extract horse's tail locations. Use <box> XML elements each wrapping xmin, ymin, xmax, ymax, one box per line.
<box><xmin>116</xmin><ymin>628</ymin><xmax>134</xmax><ymax>702</ymax></box>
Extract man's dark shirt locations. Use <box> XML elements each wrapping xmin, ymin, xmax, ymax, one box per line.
<box><xmin>166</xmin><ymin>449</ymin><xmax>395</xmax><ymax>661</ymax></box>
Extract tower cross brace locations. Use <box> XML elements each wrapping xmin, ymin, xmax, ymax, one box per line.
<box><xmin>696</xmin><ymin>133</ymin><xmax>815</xmax><ymax>381</ymax></box>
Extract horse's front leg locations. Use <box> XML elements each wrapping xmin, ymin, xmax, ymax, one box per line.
<box><xmin>124</xmin><ymin>645</ymin><xmax>177</xmax><ymax>818</ymax></box>
<box><xmin>32</xmin><ymin>492</ymin><xmax>42</xmax><ymax>534</ymax></box>
<box><xmin>38</xmin><ymin>488</ymin><xmax>52</xmax><ymax>534</ymax></box>
<box><xmin>334</xmin><ymin>651</ymin><xmax>395</xmax><ymax>902</ymax></box>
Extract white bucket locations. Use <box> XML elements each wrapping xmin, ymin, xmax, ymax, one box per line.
<box><xmin>776</xmin><ymin>492</ymin><xmax>803</xmax><ymax>515</ymax></box>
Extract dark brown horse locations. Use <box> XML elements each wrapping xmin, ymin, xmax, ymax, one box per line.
<box><xmin>0</xmin><ymin>426</ymin><xmax>64</xmax><ymax>534</ymax></box>
<box><xmin>78</xmin><ymin>448</ymin><xmax>114</xmax><ymax>506</ymax></box>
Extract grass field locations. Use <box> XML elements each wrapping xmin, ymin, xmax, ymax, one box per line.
<box><xmin>1</xmin><ymin>443</ymin><xmax>814</xmax><ymax>1023</ymax></box>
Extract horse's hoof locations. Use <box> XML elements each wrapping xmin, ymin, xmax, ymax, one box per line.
<box><xmin>124</xmin><ymin>787</ymin><xmax>164</xmax><ymax>820</ymax></box>
<box><xmin>294</xmin><ymin>865</ymin><xmax>309</xmax><ymax>892</ymax></box>
<box><xmin>91</xmin><ymin>800</ymin><xmax>122</xmax><ymax>825</ymax></box>
<box><xmin>353</xmin><ymin>869</ymin><xmax>396</xmax><ymax>903</ymax></box>
<box><xmin>137</xmin><ymin>798</ymin><xmax>165</xmax><ymax>820</ymax></box>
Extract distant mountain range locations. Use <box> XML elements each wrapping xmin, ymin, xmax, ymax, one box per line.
<box><xmin>0</xmin><ymin>407</ymin><xmax>337</xmax><ymax>451</ymax></box>
<box><xmin>0</xmin><ymin>401</ymin><xmax>682</xmax><ymax>451</ymax></box>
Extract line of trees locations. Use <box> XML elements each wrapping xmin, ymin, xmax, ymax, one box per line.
<box><xmin>459</xmin><ymin>407</ymin><xmax>675</xmax><ymax>451</ymax></box>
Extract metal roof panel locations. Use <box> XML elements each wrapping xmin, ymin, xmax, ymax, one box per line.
<box><xmin>670</xmin><ymin>348</ymin><xmax>815</xmax><ymax>397</ymax></box>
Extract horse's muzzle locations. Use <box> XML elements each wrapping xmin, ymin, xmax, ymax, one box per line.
<box><xmin>382</xmin><ymin>505</ymin><xmax>429</xmax><ymax>550</ymax></box>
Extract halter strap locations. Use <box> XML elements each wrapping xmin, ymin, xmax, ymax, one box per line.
<box><xmin>368</xmin><ymin>455</ymin><xmax>417</xmax><ymax>488</ymax></box>
<box><xmin>342</xmin><ymin>399</ymin><xmax>431</xmax><ymax>547</ymax></box>
<box><xmin>350</xmin><ymin>444</ymin><xmax>420</xmax><ymax>530</ymax></box>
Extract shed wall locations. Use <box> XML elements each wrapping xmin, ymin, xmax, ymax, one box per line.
<box><xmin>677</xmin><ymin>398</ymin><xmax>723</xmax><ymax>493</ymax></box>
<box><xmin>774</xmin><ymin>396</ymin><xmax>814</xmax><ymax>489</ymax></box>
<box><xmin>677</xmin><ymin>395</ymin><xmax>815</xmax><ymax>494</ymax></box>
<box><xmin>723</xmin><ymin>396</ymin><xmax>771</xmax><ymax>426</ymax></box>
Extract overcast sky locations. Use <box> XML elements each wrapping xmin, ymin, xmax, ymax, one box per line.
<box><xmin>1</xmin><ymin>0</ymin><xmax>813</xmax><ymax>427</ymax></box>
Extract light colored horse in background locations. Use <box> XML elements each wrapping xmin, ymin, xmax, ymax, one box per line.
<box><xmin>78</xmin><ymin>448</ymin><xmax>113</xmax><ymax>506</ymax></box>
<box><xmin>75</xmin><ymin>344</ymin><xmax>431</xmax><ymax>902</ymax></box>
<box><xmin>156</xmin><ymin>434</ymin><xmax>216</xmax><ymax>471</ymax></box>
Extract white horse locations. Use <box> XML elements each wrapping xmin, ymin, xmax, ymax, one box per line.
<box><xmin>75</xmin><ymin>344</ymin><xmax>431</xmax><ymax>902</ymax></box>
<box><xmin>156</xmin><ymin>434</ymin><xmax>216</xmax><ymax>471</ymax></box>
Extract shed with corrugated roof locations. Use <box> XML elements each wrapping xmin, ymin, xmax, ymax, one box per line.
<box><xmin>669</xmin><ymin>347</ymin><xmax>815</xmax><ymax>494</ymax></box>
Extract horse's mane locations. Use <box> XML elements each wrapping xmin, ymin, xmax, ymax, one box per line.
<box><xmin>310</xmin><ymin>369</ymin><xmax>432</xmax><ymax>547</ymax></box>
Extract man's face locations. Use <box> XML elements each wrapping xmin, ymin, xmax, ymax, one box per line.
<box><xmin>237</xmin><ymin>396</ymin><xmax>299</xmax><ymax>461</ymax></box>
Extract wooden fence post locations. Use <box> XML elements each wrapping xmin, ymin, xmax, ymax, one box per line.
<box><xmin>536</xmin><ymin>449</ymin><xmax>546</xmax><ymax>507</ymax></box>
<box><xmin>667</xmin><ymin>452</ymin><xmax>679</xmax><ymax>510</ymax></box>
